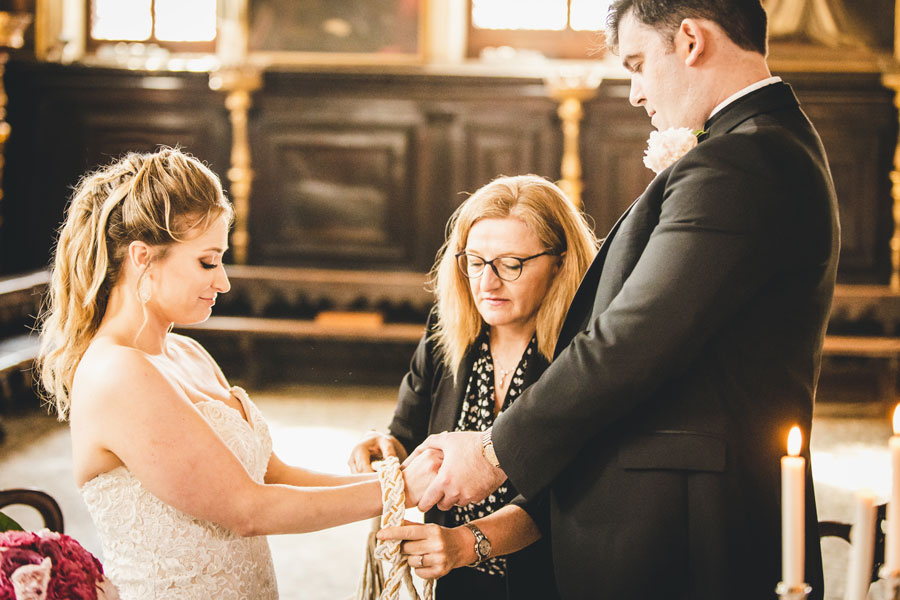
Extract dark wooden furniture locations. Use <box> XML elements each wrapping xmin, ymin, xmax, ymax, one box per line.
<box><xmin>0</xmin><ymin>64</ymin><xmax>894</xmax><ymax>284</ymax></box>
<box><xmin>819</xmin><ymin>503</ymin><xmax>887</xmax><ymax>584</ymax></box>
<box><xmin>0</xmin><ymin>63</ymin><xmax>895</xmax><ymax>395</ymax></box>
<box><xmin>0</xmin><ymin>488</ymin><xmax>64</xmax><ymax>532</ymax></box>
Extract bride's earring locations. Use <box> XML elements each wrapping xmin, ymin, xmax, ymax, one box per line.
<box><xmin>137</xmin><ymin>275</ymin><xmax>152</xmax><ymax>304</ymax></box>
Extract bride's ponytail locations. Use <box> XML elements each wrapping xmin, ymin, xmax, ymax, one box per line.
<box><xmin>37</xmin><ymin>148</ymin><xmax>232</xmax><ymax>419</ymax></box>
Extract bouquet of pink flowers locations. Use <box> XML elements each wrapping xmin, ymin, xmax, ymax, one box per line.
<box><xmin>0</xmin><ymin>529</ymin><xmax>118</xmax><ymax>600</ymax></box>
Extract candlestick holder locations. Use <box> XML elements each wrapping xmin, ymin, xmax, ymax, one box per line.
<box><xmin>880</xmin><ymin>566</ymin><xmax>900</xmax><ymax>599</ymax></box>
<box><xmin>775</xmin><ymin>582</ymin><xmax>811</xmax><ymax>599</ymax></box>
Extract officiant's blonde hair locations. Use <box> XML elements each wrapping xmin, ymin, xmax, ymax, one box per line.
<box><xmin>430</xmin><ymin>175</ymin><xmax>597</xmax><ymax>376</ymax></box>
<box><xmin>38</xmin><ymin>147</ymin><xmax>232</xmax><ymax>420</ymax></box>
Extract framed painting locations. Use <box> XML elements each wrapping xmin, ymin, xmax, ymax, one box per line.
<box><xmin>247</xmin><ymin>0</ymin><xmax>425</xmax><ymax>65</ymax></box>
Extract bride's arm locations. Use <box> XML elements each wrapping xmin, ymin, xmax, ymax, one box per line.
<box><xmin>73</xmin><ymin>347</ymin><xmax>438</xmax><ymax>536</ymax></box>
<box><xmin>264</xmin><ymin>453</ymin><xmax>375</xmax><ymax>487</ymax></box>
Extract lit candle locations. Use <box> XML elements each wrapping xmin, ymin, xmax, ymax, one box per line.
<box><xmin>782</xmin><ymin>425</ymin><xmax>805</xmax><ymax>588</ymax></box>
<box><xmin>886</xmin><ymin>405</ymin><xmax>900</xmax><ymax>574</ymax></box>
<box><xmin>844</xmin><ymin>488</ymin><xmax>876</xmax><ymax>600</ymax></box>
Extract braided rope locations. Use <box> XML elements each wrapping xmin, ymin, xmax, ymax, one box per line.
<box><xmin>356</xmin><ymin>456</ymin><xmax>434</xmax><ymax>600</ymax></box>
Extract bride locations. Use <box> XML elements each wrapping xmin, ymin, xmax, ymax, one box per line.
<box><xmin>37</xmin><ymin>147</ymin><xmax>440</xmax><ymax>599</ymax></box>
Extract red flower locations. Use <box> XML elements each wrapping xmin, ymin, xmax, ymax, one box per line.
<box><xmin>0</xmin><ymin>530</ymin><xmax>112</xmax><ymax>600</ymax></box>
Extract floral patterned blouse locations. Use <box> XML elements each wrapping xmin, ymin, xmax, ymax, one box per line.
<box><xmin>450</xmin><ymin>330</ymin><xmax>539</xmax><ymax>577</ymax></box>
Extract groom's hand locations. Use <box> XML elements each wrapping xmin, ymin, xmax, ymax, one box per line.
<box><xmin>406</xmin><ymin>431</ymin><xmax>506</xmax><ymax>512</ymax></box>
<box><xmin>402</xmin><ymin>448</ymin><xmax>442</xmax><ymax>507</ymax></box>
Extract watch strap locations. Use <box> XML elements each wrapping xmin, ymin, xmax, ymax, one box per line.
<box><xmin>464</xmin><ymin>522</ymin><xmax>490</xmax><ymax>564</ymax></box>
<box><xmin>481</xmin><ymin>428</ymin><xmax>500</xmax><ymax>468</ymax></box>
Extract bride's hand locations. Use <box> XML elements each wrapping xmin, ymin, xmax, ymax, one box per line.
<box><xmin>402</xmin><ymin>448</ymin><xmax>442</xmax><ymax>507</ymax></box>
<box><xmin>348</xmin><ymin>431</ymin><xmax>408</xmax><ymax>473</ymax></box>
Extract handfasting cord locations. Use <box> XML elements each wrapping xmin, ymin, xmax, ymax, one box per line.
<box><xmin>359</xmin><ymin>456</ymin><xmax>434</xmax><ymax>600</ymax></box>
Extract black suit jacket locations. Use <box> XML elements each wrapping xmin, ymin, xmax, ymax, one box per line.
<box><xmin>492</xmin><ymin>82</ymin><xmax>838</xmax><ymax>600</ymax></box>
<box><xmin>388</xmin><ymin>314</ymin><xmax>558</xmax><ymax>599</ymax></box>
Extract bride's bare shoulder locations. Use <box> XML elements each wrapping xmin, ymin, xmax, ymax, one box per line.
<box><xmin>71</xmin><ymin>338</ymin><xmax>172</xmax><ymax>416</ymax></box>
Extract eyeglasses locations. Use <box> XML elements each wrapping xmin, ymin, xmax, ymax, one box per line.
<box><xmin>455</xmin><ymin>251</ymin><xmax>556</xmax><ymax>282</ymax></box>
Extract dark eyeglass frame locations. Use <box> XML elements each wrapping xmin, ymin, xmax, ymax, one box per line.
<box><xmin>455</xmin><ymin>251</ymin><xmax>557</xmax><ymax>282</ymax></box>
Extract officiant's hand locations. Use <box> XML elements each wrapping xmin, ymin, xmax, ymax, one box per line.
<box><xmin>402</xmin><ymin>448</ymin><xmax>442</xmax><ymax>508</ymax></box>
<box><xmin>376</xmin><ymin>520</ymin><xmax>471</xmax><ymax>579</ymax></box>
<box><xmin>406</xmin><ymin>431</ymin><xmax>506</xmax><ymax>512</ymax></box>
<box><xmin>348</xmin><ymin>431</ymin><xmax>408</xmax><ymax>473</ymax></box>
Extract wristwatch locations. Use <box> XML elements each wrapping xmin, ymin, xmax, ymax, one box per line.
<box><xmin>481</xmin><ymin>428</ymin><xmax>500</xmax><ymax>468</ymax></box>
<box><xmin>464</xmin><ymin>523</ymin><xmax>492</xmax><ymax>565</ymax></box>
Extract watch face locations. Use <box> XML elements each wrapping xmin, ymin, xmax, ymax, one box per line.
<box><xmin>477</xmin><ymin>538</ymin><xmax>492</xmax><ymax>557</ymax></box>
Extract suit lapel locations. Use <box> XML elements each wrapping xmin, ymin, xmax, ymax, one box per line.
<box><xmin>704</xmin><ymin>82</ymin><xmax>800</xmax><ymax>139</ymax></box>
<box><xmin>552</xmin><ymin>83</ymin><xmax>801</xmax><ymax>359</ymax></box>
<box><xmin>554</xmin><ymin>198</ymin><xmax>639</xmax><ymax>356</ymax></box>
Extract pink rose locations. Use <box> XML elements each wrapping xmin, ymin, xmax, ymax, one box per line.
<box><xmin>10</xmin><ymin>556</ymin><xmax>51</xmax><ymax>600</ymax></box>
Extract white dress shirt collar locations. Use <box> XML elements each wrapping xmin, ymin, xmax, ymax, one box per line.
<box><xmin>709</xmin><ymin>76</ymin><xmax>783</xmax><ymax>120</ymax></box>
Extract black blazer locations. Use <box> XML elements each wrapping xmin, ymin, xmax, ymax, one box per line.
<box><xmin>388</xmin><ymin>315</ymin><xmax>558</xmax><ymax>599</ymax></box>
<box><xmin>492</xmin><ymin>82</ymin><xmax>838</xmax><ymax>600</ymax></box>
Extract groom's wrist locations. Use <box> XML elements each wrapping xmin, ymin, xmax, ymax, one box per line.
<box><xmin>481</xmin><ymin>428</ymin><xmax>500</xmax><ymax>468</ymax></box>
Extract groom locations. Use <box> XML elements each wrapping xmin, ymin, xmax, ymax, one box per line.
<box><xmin>408</xmin><ymin>1</ymin><xmax>839</xmax><ymax>598</ymax></box>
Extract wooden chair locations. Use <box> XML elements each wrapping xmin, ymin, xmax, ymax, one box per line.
<box><xmin>0</xmin><ymin>488</ymin><xmax>64</xmax><ymax>532</ymax></box>
<box><xmin>819</xmin><ymin>503</ymin><xmax>887</xmax><ymax>583</ymax></box>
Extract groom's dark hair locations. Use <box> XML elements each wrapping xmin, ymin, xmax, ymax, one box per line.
<box><xmin>606</xmin><ymin>0</ymin><xmax>768</xmax><ymax>56</ymax></box>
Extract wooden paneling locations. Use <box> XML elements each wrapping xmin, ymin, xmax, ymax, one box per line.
<box><xmin>253</xmin><ymin>125</ymin><xmax>417</xmax><ymax>265</ymax></box>
<box><xmin>794</xmin><ymin>72</ymin><xmax>897</xmax><ymax>284</ymax></box>
<box><xmin>0</xmin><ymin>63</ymin><xmax>894</xmax><ymax>287</ymax></box>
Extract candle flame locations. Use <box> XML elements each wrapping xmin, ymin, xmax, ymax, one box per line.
<box><xmin>894</xmin><ymin>404</ymin><xmax>900</xmax><ymax>435</ymax></box>
<box><xmin>787</xmin><ymin>426</ymin><xmax>802</xmax><ymax>456</ymax></box>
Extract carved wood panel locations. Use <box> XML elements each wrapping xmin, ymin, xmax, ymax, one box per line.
<box><xmin>252</xmin><ymin>125</ymin><xmax>417</xmax><ymax>266</ymax></box>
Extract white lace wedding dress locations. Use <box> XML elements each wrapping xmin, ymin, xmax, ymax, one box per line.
<box><xmin>80</xmin><ymin>387</ymin><xmax>279</xmax><ymax>599</ymax></box>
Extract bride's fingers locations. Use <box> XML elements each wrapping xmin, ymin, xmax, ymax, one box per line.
<box><xmin>417</xmin><ymin>477</ymin><xmax>447</xmax><ymax>512</ymax></box>
<box><xmin>402</xmin><ymin>433</ymin><xmax>444</xmax><ymax>467</ymax></box>
<box><xmin>402</xmin><ymin>445</ymin><xmax>424</xmax><ymax>467</ymax></box>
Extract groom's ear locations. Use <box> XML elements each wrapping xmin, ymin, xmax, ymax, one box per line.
<box><xmin>676</xmin><ymin>18</ymin><xmax>706</xmax><ymax>67</ymax></box>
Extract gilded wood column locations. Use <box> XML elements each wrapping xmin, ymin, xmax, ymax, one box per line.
<box><xmin>209</xmin><ymin>66</ymin><xmax>262</xmax><ymax>265</ymax></box>
<box><xmin>545</xmin><ymin>68</ymin><xmax>603</xmax><ymax>210</ymax></box>
<box><xmin>882</xmin><ymin>72</ymin><xmax>900</xmax><ymax>290</ymax></box>
<box><xmin>0</xmin><ymin>12</ymin><xmax>31</xmax><ymax>253</ymax></box>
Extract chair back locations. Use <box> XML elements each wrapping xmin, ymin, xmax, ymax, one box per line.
<box><xmin>0</xmin><ymin>488</ymin><xmax>64</xmax><ymax>532</ymax></box>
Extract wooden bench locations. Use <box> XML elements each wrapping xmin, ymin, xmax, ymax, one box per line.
<box><xmin>822</xmin><ymin>335</ymin><xmax>900</xmax><ymax>413</ymax></box>
<box><xmin>179</xmin><ymin>315</ymin><xmax>425</xmax><ymax>343</ymax></box>
<box><xmin>176</xmin><ymin>314</ymin><xmax>425</xmax><ymax>385</ymax></box>
<box><xmin>216</xmin><ymin>265</ymin><xmax>432</xmax><ymax>318</ymax></box>
<box><xmin>0</xmin><ymin>334</ymin><xmax>40</xmax><ymax>400</ymax></box>
<box><xmin>0</xmin><ymin>271</ymin><xmax>49</xmax><ymax>444</ymax></box>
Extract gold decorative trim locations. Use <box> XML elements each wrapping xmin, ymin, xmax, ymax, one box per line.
<box><xmin>545</xmin><ymin>69</ymin><xmax>603</xmax><ymax>210</ymax></box>
<box><xmin>209</xmin><ymin>66</ymin><xmax>263</xmax><ymax>265</ymax></box>
<box><xmin>881</xmin><ymin>72</ymin><xmax>900</xmax><ymax>290</ymax></box>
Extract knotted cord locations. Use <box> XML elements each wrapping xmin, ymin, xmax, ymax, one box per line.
<box><xmin>356</xmin><ymin>456</ymin><xmax>434</xmax><ymax>600</ymax></box>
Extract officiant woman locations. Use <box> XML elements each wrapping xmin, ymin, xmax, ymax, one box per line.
<box><xmin>348</xmin><ymin>174</ymin><xmax>597</xmax><ymax>599</ymax></box>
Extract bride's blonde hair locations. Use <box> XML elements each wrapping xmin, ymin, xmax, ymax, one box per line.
<box><xmin>38</xmin><ymin>147</ymin><xmax>232</xmax><ymax>420</ymax></box>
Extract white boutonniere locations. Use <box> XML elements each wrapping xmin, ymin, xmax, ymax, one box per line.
<box><xmin>642</xmin><ymin>127</ymin><xmax>706</xmax><ymax>174</ymax></box>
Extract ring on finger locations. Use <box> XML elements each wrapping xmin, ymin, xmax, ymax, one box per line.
<box><xmin>418</xmin><ymin>554</ymin><xmax>425</xmax><ymax>568</ymax></box>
